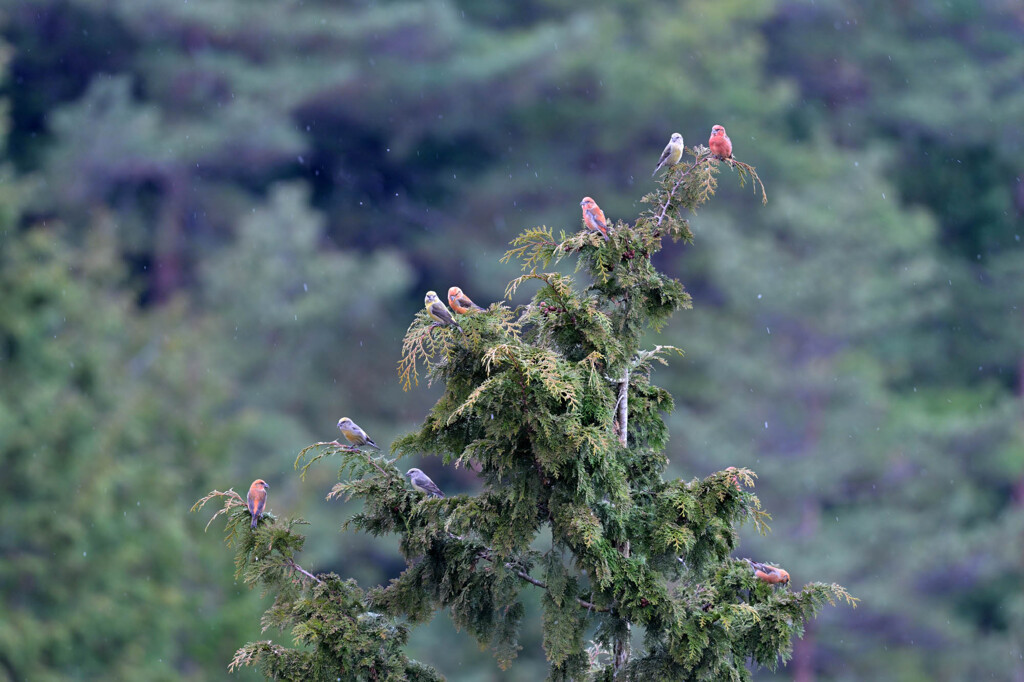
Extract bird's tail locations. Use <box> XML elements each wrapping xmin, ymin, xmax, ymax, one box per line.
<box><xmin>367</xmin><ymin>440</ymin><xmax>380</xmax><ymax>450</ymax></box>
<box><xmin>251</xmin><ymin>515</ymin><xmax>258</xmax><ymax>529</ymax></box>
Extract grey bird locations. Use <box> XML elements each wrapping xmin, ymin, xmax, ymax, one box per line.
<box><xmin>405</xmin><ymin>467</ymin><xmax>445</xmax><ymax>498</ymax></box>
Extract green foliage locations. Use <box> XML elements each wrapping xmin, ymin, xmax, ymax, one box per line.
<box><xmin>195</xmin><ymin>148</ymin><xmax>854</xmax><ymax>680</ymax></box>
<box><xmin>0</xmin><ymin>223</ymin><xmax>262</xmax><ymax>681</ymax></box>
<box><xmin>194</xmin><ymin>489</ymin><xmax>442</xmax><ymax>681</ymax></box>
<box><xmin>301</xmin><ymin>153</ymin><xmax>852</xmax><ymax>680</ymax></box>
<box><xmin>6</xmin><ymin>1</ymin><xmax>1022</xmax><ymax>679</ymax></box>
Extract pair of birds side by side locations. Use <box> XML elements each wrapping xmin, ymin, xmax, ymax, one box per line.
<box><xmin>424</xmin><ymin>286</ymin><xmax>486</xmax><ymax>330</ymax></box>
<box><xmin>581</xmin><ymin>125</ymin><xmax>734</xmax><ymax>242</ymax></box>
<box><xmin>336</xmin><ymin>416</ymin><xmax>445</xmax><ymax>498</ymax></box>
<box><xmin>650</xmin><ymin>125</ymin><xmax>733</xmax><ymax>175</ymax></box>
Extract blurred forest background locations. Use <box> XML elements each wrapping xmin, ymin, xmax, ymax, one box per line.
<box><xmin>0</xmin><ymin>0</ymin><xmax>1022</xmax><ymax>680</ymax></box>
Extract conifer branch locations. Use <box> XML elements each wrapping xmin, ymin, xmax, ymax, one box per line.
<box><xmin>473</xmin><ymin>547</ymin><xmax>609</xmax><ymax>612</ymax></box>
<box><xmin>729</xmin><ymin>159</ymin><xmax>768</xmax><ymax>205</ymax></box>
<box><xmin>655</xmin><ymin>155</ymin><xmax>706</xmax><ymax>226</ymax></box>
<box><xmin>511</xmin><ymin>567</ymin><xmax>607</xmax><ymax>613</ymax></box>
<box><xmin>293</xmin><ymin>441</ymin><xmax>362</xmax><ymax>480</ymax></box>
<box><xmin>190</xmin><ymin>488</ymin><xmax>247</xmax><ymax>533</ymax></box>
<box><xmin>397</xmin><ymin>312</ymin><xmax>451</xmax><ymax>391</ymax></box>
<box><xmin>284</xmin><ymin>558</ymin><xmax>323</xmax><ymax>585</ymax></box>
<box><xmin>501</xmin><ymin>226</ymin><xmax>562</xmax><ymax>271</ymax></box>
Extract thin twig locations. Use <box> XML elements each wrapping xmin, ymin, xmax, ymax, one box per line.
<box><xmin>294</xmin><ymin>441</ymin><xmax>363</xmax><ymax>480</ymax></box>
<box><xmin>191</xmin><ymin>488</ymin><xmax>247</xmax><ymax>532</ymax></box>
<box><xmin>285</xmin><ymin>558</ymin><xmax>323</xmax><ymax>585</ymax></box>
<box><xmin>471</xmin><ymin>546</ymin><xmax>609</xmax><ymax>612</ymax></box>
<box><xmin>655</xmin><ymin>157</ymin><xmax>703</xmax><ymax>226</ymax></box>
<box><xmin>363</xmin><ymin>452</ymin><xmax>392</xmax><ymax>478</ymax></box>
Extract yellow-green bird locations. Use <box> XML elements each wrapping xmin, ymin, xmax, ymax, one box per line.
<box><xmin>652</xmin><ymin>132</ymin><xmax>684</xmax><ymax>176</ymax></box>
<box><xmin>424</xmin><ymin>291</ymin><xmax>460</xmax><ymax>329</ymax></box>
<box><xmin>337</xmin><ymin>417</ymin><xmax>379</xmax><ymax>449</ymax></box>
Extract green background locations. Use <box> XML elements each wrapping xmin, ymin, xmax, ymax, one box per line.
<box><xmin>0</xmin><ymin>0</ymin><xmax>1021</xmax><ymax>679</ymax></box>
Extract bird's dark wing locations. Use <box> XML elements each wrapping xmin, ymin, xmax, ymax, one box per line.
<box><xmin>430</xmin><ymin>301</ymin><xmax>456</xmax><ymax>325</ymax></box>
<box><xmin>457</xmin><ymin>294</ymin><xmax>484</xmax><ymax>311</ymax></box>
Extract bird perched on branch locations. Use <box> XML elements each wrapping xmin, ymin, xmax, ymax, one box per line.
<box><xmin>246</xmin><ymin>479</ymin><xmax>269</xmax><ymax>529</ymax></box>
<box><xmin>337</xmin><ymin>417</ymin><xmax>380</xmax><ymax>449</ymax></box>
<box><xmin>448</xmin><ymin>286</ymin><xmax>486</xmax><ymax>314</ymax></box>
<box><xmin>745</xmin><ymin>559</ymin><xmax>790</xmax><ymax>585</ymax></box>
<box><xmin>406</xmin><ymin>468</ymin><xmax>445</xmax><ymax>498</ymax></box>
<box><xmin>652</xmin><ymin>132</ymin><xmax>684</xmax><ymax>176</ymax></box>
<box><xmin>708</xmin><ymin>125</ymin><xmax>733</xmax><ymax>160</ymax></box>
<box><xmin>580</xmin><ymin>196</ymin><xmax>610</xmax><ymax>241</ymax></box>
<box><xmin>425</xmin><ymin>291</ymin><xmax>461</xmax><ymax>329</ymax></box>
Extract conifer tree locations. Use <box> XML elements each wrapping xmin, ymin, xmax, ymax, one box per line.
<box><xmin>197</xmin><ymin>147</ymin><xmax>855</xmax><ymax>680</ymax></box>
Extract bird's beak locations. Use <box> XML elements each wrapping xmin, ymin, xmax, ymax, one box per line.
<box><xmin>264</xmin><ymin>483</ymin><xmax>270</xmax><ymax>488</ymax></box>
<box><xmin>579</xmin><ymin>200</ymin><xmax>586</xmax><ymax>207</ymax></box>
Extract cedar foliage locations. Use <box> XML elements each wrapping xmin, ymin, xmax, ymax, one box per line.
<box><xmin>198</xmin><ymin>147</ymin><xmax>854</xmax><ymax>681</ymax></box>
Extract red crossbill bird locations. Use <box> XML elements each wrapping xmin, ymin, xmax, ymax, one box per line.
<box><xmin>708</xmin><ymin>125</ymin><xmax>733</xmax><ymax>160</ymax></box>
<box><xmin>448</xmin><ymin>286</ymin><xmax>485</xmax><ymax>314</ymax></box>
<box><xmin>247</xmin><ymin>479</ymin><xmax>269</xmax><ymax>529</ymax></box>
<box><xmin>580</xmin><ymin>196</ymin><xmax>610</xmax><ymax>241</ymax></box>
<box><xmin>652</xmin><ymin>132</ymin><xmax>685</xmax><ymax>176</ymax></box>
<box><xmin>425</xmin><ymin>291</ymin><xmax>460</xmax><ymax>329</ymax></box>
<box><xmin>745</xmin><ymin>558</ymin><xmax>790</xmax><ymax>585</ymax></box>
<box><xmin>337</xmin><ymin>417</ymin><xmax>380</xmax><ymax>449</ymax></box>
<box><xmin>406</xmin><ymin>467</ymin><xmax>445</xmax><ymax>498</ymax></box>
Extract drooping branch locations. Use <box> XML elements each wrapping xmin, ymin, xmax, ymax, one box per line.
<box><xmin>190</xmin><ymin>488</ymin><xmax>247</xmax><ymax>532</ymax></box>
<box><xmin>294</xmin><ymin>441</ymin><xmax>390</xmax><ymax>482</ymax></box>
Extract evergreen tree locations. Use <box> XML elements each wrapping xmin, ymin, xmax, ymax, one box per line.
<box><xmin>0</xmin><ymin>43</ymin><xmax>263</xmax><ymax>679</ymax></box>
<box><xmin>0</xmin><ymin>220</ymin><xmax>271</xmax><ymax>681</ymax></box>
<box><xmin>198</xmin><ymin>148</ymin><xmax>854</xmax><ymax>680</ymax></box>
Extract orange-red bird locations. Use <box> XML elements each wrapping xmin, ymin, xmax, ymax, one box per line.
<box><xmin>746</xmin><ymin>559</ymin><xmax>790</xmax><ymax>585</ymax></box>
<box><xmin>247</xmin><ymin>479</ymin><xmax>269</xmax><ymax>529</ymax></box>
<box><xmin>580</xmin><ymin>196</ymin><xmax>610</xmax><ymax>241</ymax></box>
<box><xmin>448</xmin><ymin>286</ymin><xmax>485</xmax><ymax>314</ymax></box>
<box><xmin>709</xmin><ymin>125</ymin><xmax>733</xmax><ymax>160</ymax></box>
